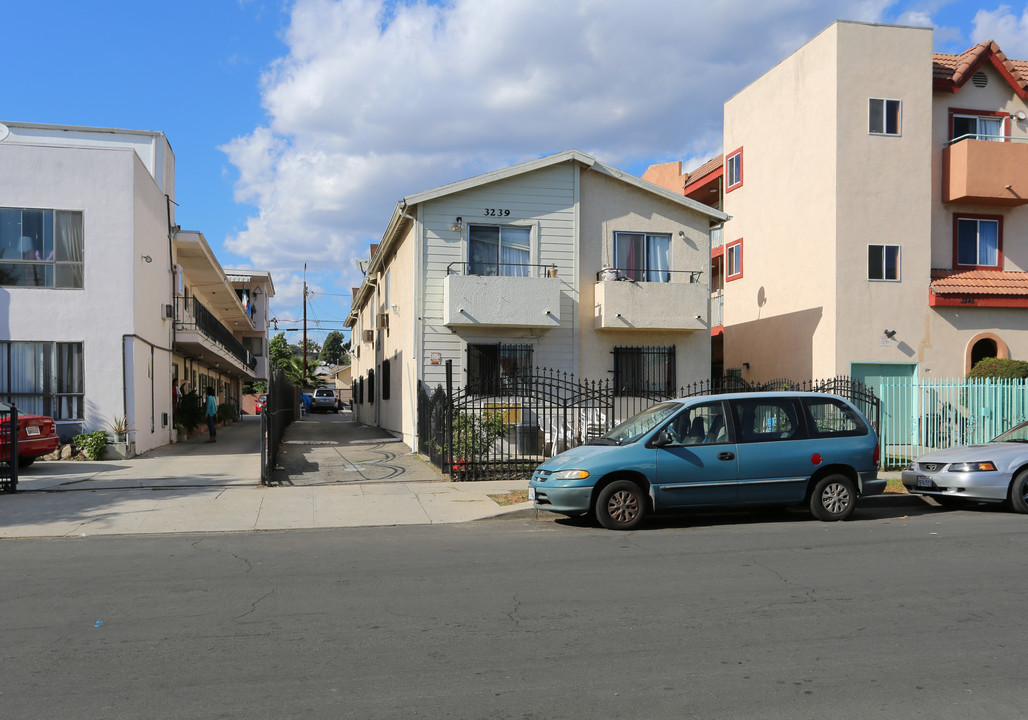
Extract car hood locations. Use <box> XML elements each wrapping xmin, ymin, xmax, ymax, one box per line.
<box><xmin>915</xmin><ymin>443</ymin><xmax>1026</xmax><ymax>464</ymax></box>
<box><xmin>536</xmin><ymin>443</ymin><xmax>637</xmax><ymax>472</ymax></box>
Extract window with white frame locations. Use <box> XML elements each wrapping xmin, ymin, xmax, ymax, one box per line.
<box><xmin>869</xmin><ymin>98</ymin><xmax>902</xmax><ymax>136</ymax></box>
<box><xmin>726</xmin><ymin>240</ymin><xmax>743</xmax><ymax>280</ymax></box>
<box><xmin>613</xmin><ymin>232</ymin><xmax>671</xmax><ymax>282</ymax></box>
<box><xmin>726</xmin><ymin>149</ymin><xmax>743</xmax><ymax>191</ymax></box>
<box><xmin>0</xmin><ymin>207</ymin><xmax>84</xmax><ymax>288</ymax></box>
<box><xmin>0</xmin><ymin>341</ymin><xmax>83</xmax><ymax>419</ymax></box>
<box><xmin>469</xmin><ymin>224</ymin><xmax>531</xmax><ymax>276</ymax></box>
<box><xmin>868</xmin><ymin>244</ymin><xmax>901</xmax><ymax>281</ymax></box>
<box><xmin>952</xmin><ymin>113</ymin><xmax>1005</xmax><ymax>142</ymax></box>
<box><xmin>956</xmin><ymin>216</ymin><xmax>1001</xmax><ymax>268</ymax></box>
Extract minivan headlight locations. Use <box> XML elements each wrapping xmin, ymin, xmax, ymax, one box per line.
<box><xmin>553</xmin><ymin>469</ymin><xmax>590</xmax><ymax>481</ymax></box>
<box><xmin>948</xmin><ymin>461</ymin><xmax>997</xmax><ymax>472</ymax></box>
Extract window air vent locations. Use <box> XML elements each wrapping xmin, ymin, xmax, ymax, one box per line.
<box><xmin>971</xmin><ymin>71</ymin><xmax>988</xmax><ymax>88</ymax></box>
<box><xmin>362</xmin><ymin>329</ymin><xmax>374</xmax><ymax>343</ymax></box>
<box><xmin>376</xmin><ymin>313</ymin><xmax>389</xmax><ymax>329</ymax></box>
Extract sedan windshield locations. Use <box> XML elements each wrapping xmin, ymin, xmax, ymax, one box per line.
<box><xmin>599</xmin><ymin>402</ymin><xmax>682</xmax><ymax>445</ymax></box>
<box><xmin>992</xmin><ymin>420</ymin><xmax>1028</xmax><ymax>443</ymax></box>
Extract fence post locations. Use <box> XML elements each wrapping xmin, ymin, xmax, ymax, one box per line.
<box><xmin>445</xmin><ymin>359</ymin><xmax>454</xmax><ymax>480</ymax></box>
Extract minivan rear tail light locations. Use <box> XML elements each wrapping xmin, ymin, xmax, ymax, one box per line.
<box><xmin>873</xmin><ymin>443</ymin><xmax>880</xmax><ymax>468</ymax></box>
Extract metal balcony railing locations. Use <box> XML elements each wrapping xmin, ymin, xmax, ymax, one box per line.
<box><xmin>596</xmin><ymin>267</ymin><xmax>704</xmax><ymax>283</ymax></box>
<box><xmin>711</xmin><ymin>290</ymin><xmax>724</xmax><ymax>327</ymax></box>
<box><xmin>710</xmin><ymin>225</ymin><xmax>724</xmax><ymax>251</ymax></box>
<box><xmin>174</xmin><ymin>296</ymin><xmax>257</xmax><ymax>370</ymax></box>
<box><xmin>446</xmin><ymin>261</ymin><xmax>558</xmax><ymax>277</ymax></box>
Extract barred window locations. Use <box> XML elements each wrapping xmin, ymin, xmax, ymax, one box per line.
<box><xmin>467</xmin><ymin>343</ymin><xmax>533</xmax><ymax>395</ymax></box>
<box><xmin>613</xmin><ymin>346</ymin><xmax>676</xmax><ymax>397</ymax></box>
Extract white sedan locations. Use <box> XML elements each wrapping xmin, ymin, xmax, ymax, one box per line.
<box><xmin>901</xmin><ymin>420</ymin><xmax>1028</xmax><ymax>511</ymax></box>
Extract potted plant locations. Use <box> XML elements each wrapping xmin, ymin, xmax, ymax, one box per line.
<box><xmin>106</xmin><ymin>415</ymin><xmax>135</xmax><ymax>459</ymax></box>
<box><xmin>108</xmin><ymin>415</ymin><xmax>132</xmax><ymax>443</ymax></box>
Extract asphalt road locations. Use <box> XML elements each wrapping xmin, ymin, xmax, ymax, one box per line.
<box><xmin>2</xmin><ymin>504</ymin><xmax>1026</xmax><ymax>719</ymax></box>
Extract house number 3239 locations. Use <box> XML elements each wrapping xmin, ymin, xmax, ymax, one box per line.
<box><xmin>484</xmin><ymin>208</ymin><xmax>510</xmax><ymax>216</ymax></box>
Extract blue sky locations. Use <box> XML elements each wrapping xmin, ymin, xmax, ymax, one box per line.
<box><xmin>5</xmin><ymin>1</ymin><xmax>1028</xmax><ymax>345</ymax></box>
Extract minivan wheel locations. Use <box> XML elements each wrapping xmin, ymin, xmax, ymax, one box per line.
<box><xmin>1009</xmin><ymin>470</ymin><xmax>1028</xmax><ymax>514</ymax></box>
<box><xmin>809</xmin><ymin>474</ymin><xmax>856</xmax><ymax>521</ymax></box>
<box><xmin>595</xmin><ymin>480</ymin><xmax>646</xmax><ymax>530</ymax></box>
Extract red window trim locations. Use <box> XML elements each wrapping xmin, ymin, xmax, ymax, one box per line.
<box><xmin>948</xmin><ymin>108</ymin><xmax>1010</xmax><ymax>141</ymax></box>
<box><xmin>726</xmin><ymin>239</ymin><xmax>743</xmax><ymax>281</ymax></box>
<box><xmin>725</xmin><ymin>148</ymin><xmax>743</xmax><ymax>192</ymax></box>
<box><xmin>952</xmin><ymin>213</ymin><xmax>1004</xmax><ymax>269</ymax></box>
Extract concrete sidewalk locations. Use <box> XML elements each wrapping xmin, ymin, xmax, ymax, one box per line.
<box><xmin>0</xmin><ymin>415</ymin><xmax>532</xmax><ymax>539</ymax></box>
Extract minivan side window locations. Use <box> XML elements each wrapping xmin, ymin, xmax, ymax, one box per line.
<box><xmin>802</xmin><ymin>397</ymin><xmax>868</xmax><ymax>438</ymax></box>
<box><xmin>664</xmin><ymin>402</ymin><xmax>729</xmax><ymax>446</ymax></box>
<box><xmin>730</xmin><ymin>398</ymin><xmax>805</xmax><ymax>443</ymax></box>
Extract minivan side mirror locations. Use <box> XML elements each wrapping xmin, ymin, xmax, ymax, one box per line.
<box><xmin>651</xmin><ymin>428</ymin><xmax>674</xmax><ymax>447</ymax></box>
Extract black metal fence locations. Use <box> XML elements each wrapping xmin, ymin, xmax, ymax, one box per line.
<box><xmin>0</xmin><ymin>403</ymin><xmax>18</xmax><ymax>493</ymax></box>
<box><xmin>260</xmin><ymin>368</ymin><xmax>298</xmax><ymax>485</ymax></box>
<box><xmin>417</xmin><ymin>364</ymin><xmax>880</xmax><ymax>481</ymax></box>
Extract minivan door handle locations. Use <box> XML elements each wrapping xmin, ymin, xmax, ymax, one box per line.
<box><xmin>717</xmin><ymin>452</ymin><xmax>735</xmax><ymax>461</ymax></box>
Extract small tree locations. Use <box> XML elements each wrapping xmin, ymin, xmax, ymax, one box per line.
<box><xmin>269</xmin><ymin>332</ymin><xmax>292</xmax><ymax>371</ymax></box>
<box><xmin>968</xmin><ymin>357</ymin><xmax>1028</xmax><ymax>380</ymax></box>
<box><xmin>319</xmin><ymin>330</ymin><xmax>348</xmax><ymax>365</ymax></box>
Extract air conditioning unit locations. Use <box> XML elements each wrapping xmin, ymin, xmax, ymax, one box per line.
<box><xmin>164</xmin><ymin>303</ymin><xmax>174</xmax><ymax>319</ymax></box>
<box><xmin>362</xmin><ymin>329</ymin><xmax>374</xmax><ymax>343</ymax></box>
<box><xmin>377</xmin><ymin>313</ymin><xmax>389</xmax><ymax>329</ymax></box>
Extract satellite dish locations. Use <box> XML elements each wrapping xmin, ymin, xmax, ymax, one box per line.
<box><xmin>1016</xmin><ymin>110</ymin><xmax>1027</xmax><ymax>122</ymax></box>
<box><xmin>0</xmin><ymin>123</ymin><xmax>9</xmax><ymax>142</ymax></box>
<box><xmin>355</xmin><ymin>258</ymin><xmax>370</xmax><ymax>274</ymax></box>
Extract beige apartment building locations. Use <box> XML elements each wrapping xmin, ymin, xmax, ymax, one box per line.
<box><xmin>645</xmin><ymin>21</ymin><xmax>1028</xmax><ymax>393</ymax></box>
<box><xmin>345</xmin><ymin>150</ymin><xmax>727</xmax><ymax>446</ymax></box>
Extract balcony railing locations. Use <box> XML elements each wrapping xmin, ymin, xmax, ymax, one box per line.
<box><xmin>711</xmin><ymin>290</ymin><xmax>724</xmax><ymax>327</ymax></box>
<box><xmin>943</xmin><ymin>135</ymin><xmax>1028</xmax><ymax>206</ymax></box>
<box><xmin>175</xmin><ymin>296</ymin><xmax>257</xmax><ymax>370</ymax></box>
<box><xmin>710</xmin><ymin>225</ymin><xmax>724</xmax><ymax>252</ymax></box>
<box><xmin>595</xmin><ymin>268</ymin><xmax>704</xmax><ymax>283</ymax></box>
<box><xmin>446</xmin><ymin>261</ymin><xmax>558</xmax><ymax>277</ymax></box>
<box><xmin>594</xmin><ymin>269</ymin><xmax>707</xmax><ymax>330</ymax></box>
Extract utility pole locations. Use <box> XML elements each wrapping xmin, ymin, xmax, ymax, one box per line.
<box><xmin>302</xmin><ymin>263</ymin><xmax>308</xmax><ymax>384</ymax></box>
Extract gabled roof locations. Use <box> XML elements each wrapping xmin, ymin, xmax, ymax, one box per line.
<box><xmin>933</xmin><ymin>40</ymin><xmax>1028</xmax><ymax>98</ymax></box>
<box><xmin>930</xmin><ymin>269</ymin><xmax>1028</xmax><ymax>296</ymax></box>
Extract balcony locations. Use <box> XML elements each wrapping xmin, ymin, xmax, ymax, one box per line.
<box><xmin>443</xmin><ymin>263</ymin><xmax>561</xmax><ymax>328</ymax></box>
<box><xmin>594</xmin><ymin>269</ymin><xmax>707</xmax><ymax>331</ymax></box>
<box><xmin>711</xmin><ymin>289</ymin><xmax>724</xmax><ymax>327</ymax></box>
<box><xmin>943</xmin><ymin>137</ymin><xmax>1028</xmax><ymax>207</ymax></box>
<box><xmin>174</xmin><ymin>296</ymin><xmax>257</xmax><ymax>375</ymax></box>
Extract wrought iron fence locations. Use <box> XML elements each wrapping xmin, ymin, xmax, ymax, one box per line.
<box><xmin>260</xmin><ymin>368</ymin><xmax>298</xmax><ymax>485</ymax></box>
<box><xmin>0</xmin><ymin>403</ymin><xmax>18</xmax><ymax>493</ymax></box>
<box><xmin>417</xmin><ymin>363</ymin><xmax>879</xmax><ymax>481</ymax></box>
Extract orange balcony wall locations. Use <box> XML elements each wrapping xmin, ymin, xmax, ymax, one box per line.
<box><xmin>943</xmin><ymin>139</ymin><xmax>1028</xmax><ymax>207</ymax></box>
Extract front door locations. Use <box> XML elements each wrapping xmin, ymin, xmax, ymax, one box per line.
<box><xmin>654</xmin><ymin>401</ymin><xmax>738</xmax><ymax>508</ymax></box>
<box><xmin>851</xmin><ymin>362</ymin><xmax>916</xmax><ymax>448</ymax></box>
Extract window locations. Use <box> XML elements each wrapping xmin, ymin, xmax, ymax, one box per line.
<box><xmin>613</xmin><ymin>345</ymin><xmax>676</xmax><ymax>397</ymax></box>
<box><xmin>869</xmin><ymin>98</ymin><xmax>901</xmax><ymax>136</ymax></box>
<box><xmin>955</xmin><ymin>215</ymin><xmax>1001</xmax><ymax>268</ymax></box>
<box><xmin>382</xmin><ymin>359</ymin><xmax>391</xmax><ymax>400</ymax></box>
<box><xmin>613</xmin><ymin>232</ymin><xmax>671</xmax><ymax>282</ymax></box>
<box><xmin>726</xmin><ymin>240</ymin><xmax>743</xmax><ymax>280</ymax></box>
<box><xmin>367</xmin><ymin>369</ymin><xmax>375</xmax><ymax>405</ymax></box>
<box><xmin>803</xmin><ymin>397</ymin><xmax>867</xmax><ymax>438</ymax></box>
<box><xmin>868</xmin><ymin>245</ymin><xmax>901</xmax><ymax>281</ymax></box>
<box><xmin>952</xmin><ymin>112</ymin><xmax>1005</xmax><ymax>142</ymax></box>
<box><xmin>725</xmin><ymin>148</ymin><xmax>743</xmax><ymax>191</ymax></box>
<box><xmin>0</xmin><ymin>341</ymin><xmax>83</xmax><ymax>419</ymax></box>
<box><xmin>0</xmin><ymin>208</ymin><xmax>84</xmax><ymax>288</ymax></box>
<box><xmin>730</xmin><ymin>398</ymin><xmax>804</xmax><ymax>443</ymax></box>
<box><xmin>469</xmin><ymin>224</ymin><xmax>531</xmax><ymax>276</ymax></box>
<box><xmin>467</xmin><ymin>343</ymin><xmax>532</xmax><ymax>395</ymax></box>
<box><xmin>665</xmin><ymin>402</ymin><xmax>729</xmax><ymax>446</ymax></box>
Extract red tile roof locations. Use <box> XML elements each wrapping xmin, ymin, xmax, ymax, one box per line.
<box><xmin>934</xmin><ymin>40</ymin><xmax>1028</xmax><ymax>98</ymax></box>
<box><xmin>930</xmin><ymin>269</ymin><xmax>1028</xmax><ymax>296</ymax></box>
<box><xmin>686</xmin><ymin>155</ymin><xmax>723</xmax><ymax>185</ymax></box>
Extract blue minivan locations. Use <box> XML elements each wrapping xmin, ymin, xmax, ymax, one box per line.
<box><xmin>528</xmin><ymin>392</ymin><xmax>883</xmax><ymax>530</ymax></box>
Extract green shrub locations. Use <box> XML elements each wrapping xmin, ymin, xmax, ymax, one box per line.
<box><xmin>218</xmin><ymin>402</ymin><xmax>236</xmax><ymax>422</ymax></box>
<box><xmin>72</xmin><ymin>430</ymin><xmax>108</xmax><ymax>461</ymax></box>
<box><xmin>176</xmin><ymin>392</ymin><xmax>204</xmax><ymax>431</ymax></box>
<box><xmin>968</xmin><ymin>357</ymin><xmax>1028</xmax><ymax>380</ymax></box>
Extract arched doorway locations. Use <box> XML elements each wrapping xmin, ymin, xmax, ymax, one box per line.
<box><xmin>964</xmin><ymin>333</ymin><xmax>1009</xmax><ymax>374</ymax></box>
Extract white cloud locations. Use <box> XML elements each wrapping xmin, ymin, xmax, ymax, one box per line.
<box><xmin>973</xmin><ymin>4</ymin><xmax>1028</xmax><ymax>56</ymax></box>
<box><xmin>225</xmin><ymin>0</ymin><xmax>899</xmax><ymax>330</ymax></box>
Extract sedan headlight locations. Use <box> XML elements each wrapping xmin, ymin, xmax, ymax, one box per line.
<box><xmin>948</xmin><ymin>461</ymin><xmax>997</xmax><ymax>472</ymax></box>
<box><xmin>553</xmin><ymin>469</ymin><xmax>590</xmax><ymax>481</ymax></box>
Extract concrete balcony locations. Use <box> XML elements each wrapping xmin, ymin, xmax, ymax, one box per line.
<box><xmin>443</xmin><ymin>274</ymin><xmax>561</xmax><ymax>328</ymax></box>
<box><xmin>594</xmin><ymin>277</ymin><xmax>707</xmax><ymax>331</ymax></box>
<box><xmin>943</xmin><ymin>138</ymin><xmax>1028</xmax><ymax>207</ymax></box>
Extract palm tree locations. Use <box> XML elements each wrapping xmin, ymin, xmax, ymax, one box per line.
<box><xmin>282</xmin><ymin>355</ymin><xmax>319</xmax><ymax>388</ymax></box>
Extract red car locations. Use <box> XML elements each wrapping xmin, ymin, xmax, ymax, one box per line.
<box><xmin>1</xmin><ymin>412</ymin><xmax>60</xmax><ymax>468</ymax></box>
<box><xmin>255</xmin><ymin>394</ymin><xmax>267</xmax><ymax>414</ymax></box>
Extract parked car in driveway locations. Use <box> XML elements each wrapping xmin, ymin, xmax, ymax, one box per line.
<box><xmin>528</xmin><ymin>392</ymin><xmax>883</xmax><ymax>530</ymax></box>
<box><xmin>0</xmin><ymin>408</ymin><xmax>60</xmax><ymax>470</ymax></box>
<box><xmin>901</xmin><ymin>420</ymin><xmax>1028</xmax><ymax>511</ymax></box>
<box><xmin>311</xmin><ymin>388</ymin><xmax>339</xmax><ymax>413</ymax></box>
<box><xmin>255</xmin><ymin>394</ymin><xmax>267</xmax><ymax>414</ymax></box>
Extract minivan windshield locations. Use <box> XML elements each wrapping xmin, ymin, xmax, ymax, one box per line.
<box><xmin>993</xmin><ymin>420</ymin><xmax>1028</xmax><ymax>443</ymax></box>
<box><xmin>596</xmin><ymin>402</ymin><xmax>682</xmax><ymax>445</ymax></box>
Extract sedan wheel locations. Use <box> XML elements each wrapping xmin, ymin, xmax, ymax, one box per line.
<box><xmin>809</xmin><ymin>474</ymin><xmax>856</xmax><ymax>521</ymax></box>
<box><xmin>595</xmin><ymin>480</ymin><xmax>646</xmax><ymax>531</ymax></box>
<box><xmin>1010</xmin><ymin>470</ymin><xmax>1028</xmax><ymax>514</ymax></box>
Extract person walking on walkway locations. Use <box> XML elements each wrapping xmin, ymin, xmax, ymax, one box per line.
<box><xmin>205</xmin><ymin>387</ymin><xmax>218</xmax><ymax>443</ymax></box>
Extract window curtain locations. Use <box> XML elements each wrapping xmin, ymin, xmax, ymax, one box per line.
<box><xmin>980</xmin><ymin>117</ymin><xmax>1003</xmax><ymax>141</ymax></box>
<box><xmin>469</xmin><ymin>226</ymin><xmax>499</xmax><ymax>276</ymax></box>
<box><xmin>615</xmin><ymin>233</ymin><xmax>644</xmax><ymax>281</ymax></box>
<box><xmin>978</xmin><ymin>220</ymin><xmax>999</xmax><ymax>265</ymax></box>
<box><xmin>646</xmin><ymin>234</ymin><xmax>670</xmax><ymax>282</ymax></box>
<box><xmin>499</xmin><ymin>227</ymin><xmax>530</xmax><ymax>277</ymax></box>
<box><xmin>55</xmin><ymin>211</ymin><xmax>84</xmax><ymax>288</ymax></box>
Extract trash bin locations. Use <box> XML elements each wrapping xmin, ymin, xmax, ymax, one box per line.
<box><xmin>516</xmin><ymin>423</ymin><xmax>539</xmax><ymax>454</ymax></box>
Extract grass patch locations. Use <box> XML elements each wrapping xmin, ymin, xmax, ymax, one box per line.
<box><xmin>488</xmin><ymin>490</ymin><xmax>530</xmax><ymax>506</ymax></box>
<box><xmin>884</xmin><ymin>477</ymin><xmax>907</xmax><ymax>494</ymax></box>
